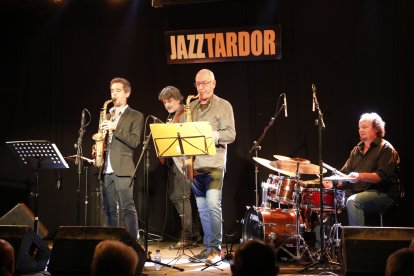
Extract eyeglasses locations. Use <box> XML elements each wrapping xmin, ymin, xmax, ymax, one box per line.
<box><xmin>194</xmin><ymin>81</ymin><xmax>213</xmax><ymax>87</ymax></box>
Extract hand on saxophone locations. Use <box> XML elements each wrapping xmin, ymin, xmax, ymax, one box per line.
<box><xmin>100</xmin><ymin>119</ymin><xmax>117</xmax><ymax>132</ymax></box>
<box><xmin>92</xmin><ymin>144</ymin><xmax>97</xmax><ymax>158</ymax></box>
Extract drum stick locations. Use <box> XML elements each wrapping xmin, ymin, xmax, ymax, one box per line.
<box><xmin>322</xmin><ymin>162</ymin><xmax>347</xmax><ymax>177</ymax></box>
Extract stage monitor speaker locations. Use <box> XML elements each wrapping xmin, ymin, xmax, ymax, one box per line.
<box><xmin>152</xmin><ymin>0</ymin><xmax>223</xmax><ymax>8</ymax></box>
<box><xmin>0</xmin><ymin>225</ymin><xmax>51</xmax><ymax>274</ymax></box>
<box><xmin>342</xmin><ymin>226</ymin><xmax>414</xmax><ymax>276</ymax></box>
<box><xmin>0</xmin><ymin>203</ymin><xmax>49</xmax><ymax>239</ymax></box>
<box><xmin>48</xmin><ymin>226</ymin><xmax>146</xmax><ymax>276</ymax></box>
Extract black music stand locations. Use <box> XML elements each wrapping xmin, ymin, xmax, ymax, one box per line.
<box><xmin>6</xmin><ymin>140</ymin><xmax>69</xmax><ymax>235</ymax></box>
<box><xmin>150</xmin><ymin>122</ymin><xmax>216</xmax><ymax>267</ymax></box>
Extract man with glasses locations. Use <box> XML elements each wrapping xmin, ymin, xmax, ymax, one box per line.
<box><xmin>188</xmin><ymin>69</ymin><xmax>236</xmax><ymax>264</ymax></box>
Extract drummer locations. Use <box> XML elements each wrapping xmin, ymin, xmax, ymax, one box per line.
<box><xmin>323</xmin><ymin>112</ymin><xmax>401</xmax><ymax>226</ymax></box>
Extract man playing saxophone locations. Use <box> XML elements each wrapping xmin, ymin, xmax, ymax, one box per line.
<box><xmin>93</xmin><ymin>77</ymin><xmax>144</xmax><ymax>240</ymax></box>
<box><xmin>187</xmin><ymin>69</ymin><xmax>236</xmax><ymax>264</ymax></box>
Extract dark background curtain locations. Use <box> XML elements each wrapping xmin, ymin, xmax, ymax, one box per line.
<box><xmin>0</xmin><ymin>0</ymin><xmax>412</xmax><ymax>240</ymax></box>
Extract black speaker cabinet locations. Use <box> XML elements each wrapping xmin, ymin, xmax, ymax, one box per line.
<box><xmin>0</xmin><ymin>225</ymin><xmax>51</xmax><ymax>274</ymax></box>
<box><xmin>0</xmin><ymin>203</ymin><xmax>48</xmax><ymax>239</ymax></box>
<box><xmin>342</xmin><ymin>226</ymin><xmax>414</xmax><ymax>275</ymax></box>
<box><xmin>48</xmin><ymin>226</ymin><xmax>146</xmax><ymax>276</ymax></box>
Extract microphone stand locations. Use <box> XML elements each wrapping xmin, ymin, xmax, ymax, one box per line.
<box><xmin>300</xmin><ymin>84</ymin><xmax>338</xmax><ymax>273</ymax></box>
<box><xmin>130</xmin><ymin>120</ymin><xmax>182</xmax><ymax>271</ymax></box>
<box><xmin>249</xmin><ymin>95</ymin><xmax>285</xmax><ymax>207</ymax></box>
<box><xmin>74</xmin><ymin>110</ymin><xmax>85</xmax><ymax>226</ymax></box>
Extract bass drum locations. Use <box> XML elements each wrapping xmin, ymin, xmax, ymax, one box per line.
<box><xmin>242</xmin><ymin>207</ymin><xmax>301</xmax><ymax>247</ymax></box>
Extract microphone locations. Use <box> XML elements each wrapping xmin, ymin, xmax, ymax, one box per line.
<box><xmin>283</xmin><ymin>93</ymin><xmax>288</xmax><ymax>117</ymax></box>
<box><xmin>81</xmin><ymin>109</ymin><xmax>86</xmax><ymax>130</ymax></box>
<box><xmin>150</xmin><ymin>115</ymin><xmax>164</xmax><ymax>124</ymax></box>
<box><xmin>312</xmin><ymin>84</ymin><xmax>316</xmax><ymax>112</ymax></box>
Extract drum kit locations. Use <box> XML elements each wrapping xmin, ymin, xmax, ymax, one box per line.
<box><xmin>242</xmin><ymin>155</ymin><xmax>347</xmax><ymax>265</ymax></box>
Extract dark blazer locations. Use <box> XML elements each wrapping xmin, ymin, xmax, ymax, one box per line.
<box><xmin>107</xmin><ymin>106</ymin><xmax>144</xmax><ymax>177</ymax></box>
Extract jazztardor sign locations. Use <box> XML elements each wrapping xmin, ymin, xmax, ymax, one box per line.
<box><xmin>165</xmin><ymin>25</ymin><xmax>282</xmax><ymax>64</ymax></box>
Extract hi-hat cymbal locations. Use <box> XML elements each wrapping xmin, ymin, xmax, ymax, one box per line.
<box><xmin>274</xmin><ymin>155</ymin><xmax>310</xmax><ymax>164</ymax></box>
<box><xmin>253</xmin><ymin>157</ymin><xmax>296</xmax><ymax>177</ymax></box>
<box><xmin>270</xmin><ymin>160</ymin><xmax>327</xmax><ymax>175</ymax></box>
<box><xmin>301</xmin><ymin>179</ymin><xmax>320</xmax><ymax>187</ymax></box>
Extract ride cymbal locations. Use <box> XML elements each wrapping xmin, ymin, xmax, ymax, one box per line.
<box><xmin>274</xmin><ymin>155</ymin><xmax>310</xmax><ymax>164</ymax></box>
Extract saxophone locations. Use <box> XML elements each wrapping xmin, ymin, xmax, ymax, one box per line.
<box><xmin>92</xmin><ymin>99</ymin><xmax>113</xmax><ymax>168</ymax></box>
<box><xmin>183</xmin><ymin>93</ymin><xmax>199</xmax><ymax>182</ymax></box>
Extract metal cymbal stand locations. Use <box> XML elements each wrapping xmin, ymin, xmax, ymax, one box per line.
<box><xmin>325</xmin><ymin>181</ymin><xmax>342</xmax><ymax>264</ymax></box>
<box><xmin>277</xmin><ymin>167</ymin><xmax>314</xmax><ymax>262</ymax></box>
<box><xmin>249</xmin><ymin>93</ymin><xmax>285</xmax><ymax>207</ymax></box>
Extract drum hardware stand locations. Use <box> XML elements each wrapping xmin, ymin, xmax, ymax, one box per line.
<box><xmin>249</xmin><ymin>93</ymin><xmax>285</xmax><ymax>207</ymax></box>
<box><xmin>325</xmin><ymin>181</ymin><xmax>342</xmax><ymax>264</ymax></box>
<box><xmin>299</xmin><ymin>84</ymin><xmax>339</xmax><ymax>273</ymax></box>
<box><xmin>277</xmin><ymin>169</ymin><xmax>315</xmax><ymax>263</ymax></box>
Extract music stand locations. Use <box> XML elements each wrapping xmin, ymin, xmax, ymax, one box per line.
<box><xmin>6</xmin><ymin>140</ymin><xmax>69</xmax><ymax>235</ymax></box>
<box><xmin>150</xmin><ymin>122</ymin><xmax>216</xmax><ymax>266</ymax></box>
<box><xmin>150</xmin><ymin>121</ymin><xmax>216</xmax><ymax>158</ymax></box>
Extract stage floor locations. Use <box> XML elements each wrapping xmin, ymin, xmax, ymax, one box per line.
<box><xmin>141</xmin><ymin>239</ymin><xmax>343</xmax><ymax>276</ymax></box>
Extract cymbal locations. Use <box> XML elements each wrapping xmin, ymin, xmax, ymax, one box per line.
<box><xmin>270</xmin><ymin>160</ymin><xmax>327</xmax><ymax>175</ymax></box>
<box><xmin>301</xmin><ymin>179</ymin><xmax>320</xmax><ymax>187</ymax></box>
<box><xmin>253</xmin><ymin>157</ymin><xmax>296</xmax><ymax>177</ymax></box>
<box><xmin>274</xmin><ymin>155</ymin><xmax>310</xmax><ymax>164</ymax></box>
<box><xmin>323</xmin><ymin>175</ymin><xmax>356</xmax><ymax>183</ymax></box>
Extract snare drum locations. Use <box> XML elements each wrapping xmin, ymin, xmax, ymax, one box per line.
<box><xmin>242</xmin><ymin>207</ymin><xmax>301</xmax><ymax>247</ymax></box>
<box><xmin>300</xmin><ymin>188</ymin><xmax>345</xmax><ymax>212</ymax></box>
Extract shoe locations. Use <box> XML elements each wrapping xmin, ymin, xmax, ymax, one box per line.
<box><xmin>188</xmin><ymin>249</ymin><xmax>211</xmax><ymax>263</ymax></box>
<box><xmin>206</xmin><ymin>249</ymin><xmax>221</xmax><ymax>265</ymax></box>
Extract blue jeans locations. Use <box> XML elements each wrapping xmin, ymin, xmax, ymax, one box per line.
<box><xmin>346</xmin><ymin>189</ymin><xmax>394</xmax><ymax>226</ymax></box>
<box><xmin>101</xmin><ymin>173</ymin><xmax>138</xmax><ymax>239</ymax></box>
<box><xmin>192</xmin><ymin>169</ymin><xmax>223</xmax><ymax>252</ymax></box>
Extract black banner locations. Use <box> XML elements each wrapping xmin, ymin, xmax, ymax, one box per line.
<box><xmin>165</xmin><ymin>25</ymin><xmax>282</xmax><ymax>64</ymax></box>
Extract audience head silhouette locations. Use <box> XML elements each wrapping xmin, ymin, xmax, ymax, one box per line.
<box><xmin>0</xmin><ymin>239</ymin><xmax>14</xmax><ymax>276</ymax></box>
<box><xmin>385</xmin><ymin>247</ymin><xmax>414</xmax><ymax>276</ymax></box>
<box><xmin>91</xmin><ymin>240</ymin><xmax>138</xmax><ymax>276</ymax></box>
<box><xmin>231</xmin><ymin>239</ymin><xmax>279</xmax><ymax>276</ymax></box>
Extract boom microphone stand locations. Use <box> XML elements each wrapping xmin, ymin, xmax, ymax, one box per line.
<box><xmin>249</xmin><ymin>93</ymin><xmax>286</xmax><ymax>207</ymax></box>
<box><xmin>300</xmin><ymin>84</ymin><xmax>338</xmax><ymax>272</ymax></box>
<box><xmin>74</xmin><ymin>109</ymin><xmax>86</xmax><ymax>226</ymax></box>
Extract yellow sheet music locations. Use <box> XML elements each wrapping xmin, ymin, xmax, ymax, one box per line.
<box><xmin>150</xmin><ymin>121</ymin><xmax>216</xmax><ymax>157</ymax></box>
